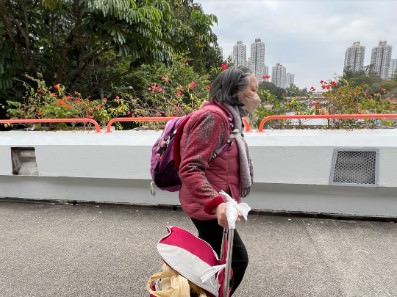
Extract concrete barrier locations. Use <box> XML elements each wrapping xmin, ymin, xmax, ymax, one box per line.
<box><xmin>1</xmin><ymin>129</ymin><xmax>397</xmax><ymax>218</ymax></box>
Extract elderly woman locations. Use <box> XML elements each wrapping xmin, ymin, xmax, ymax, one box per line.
<box><xmin>178</xmin><ymin>66</ymin><xmax>260</xmax><ymax>295</ymax></box>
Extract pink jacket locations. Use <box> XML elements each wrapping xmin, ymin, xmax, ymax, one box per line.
<box><xmin>178</xmin><ymin>102</ymin><xmax>241</xmax><ymax>220</ymax></box>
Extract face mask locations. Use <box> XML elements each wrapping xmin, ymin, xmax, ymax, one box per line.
<box><xmin>239</xmin><ymin>94</ymin><xmax>261</xmax><ymax>113</ymax></box>
<box><xmin>238</xmin><ymin>74</ymin><xmax>260</xmax><ymax>114</ymax></box>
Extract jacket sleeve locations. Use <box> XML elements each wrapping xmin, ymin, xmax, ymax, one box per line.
<box><xmin>178</xmin><ymin>110</ymin><xmax>229</xmax><ymax>206</ymax></box>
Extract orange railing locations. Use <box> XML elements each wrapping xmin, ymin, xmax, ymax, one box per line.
<box><xmin>0</xmin><ymin>118</ymin><xmax>102</xmax><ymax>133</ymax></box>
<box><xmin>2</xmin><ymin>115</ymin><xmax>395</xmax><ymax>134</ymax></box>
<box><xmin>106</xmin><ymin>117</ymin><xmax>175</xmax><ymax>133</ymax></box>
<box><xmin>258</xmin><ymin>114</ymin><xmax>397</xmax><ymax>132</ymax></box>
<box><xmin>106</xmin><ymin>117</ymin><xmax>251</xmax><ymax>132</ymax></box>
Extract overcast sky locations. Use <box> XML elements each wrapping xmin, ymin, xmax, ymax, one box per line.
<box><xmin>198</xmin><ymin>0</ymin><xmax>397</xmax><ymax>89</ymax></box>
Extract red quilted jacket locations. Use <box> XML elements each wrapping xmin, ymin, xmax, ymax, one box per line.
<box><xmin>178</xmin><ymin>102</ymin><xmax>241</xmax><ymax>220</ymax></box>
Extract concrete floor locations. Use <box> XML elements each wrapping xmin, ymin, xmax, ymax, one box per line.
<box><xmin>0</xmin><ymin>200</ymin><xmax>396</xmax><ymax>297</ymax></box>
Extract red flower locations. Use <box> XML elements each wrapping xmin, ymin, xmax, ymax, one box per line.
<box><xmin>221</xmin><ymin>64</ymin><xmax>229</xmax><ymax>70</ymax></box>
<box><xmin>161</xmin><ymin>75</ymin><xmax>169</xmax><ymax>83</ymax></box>
<box><xmin>188</xmin><ymin>81</ymin><xmax>197</xmax><ymax>90</ymax></box>
<box><xmin>263</xmin><ymin>75</ymin><xmax>271</xmax><ymax>79</ymax></box>
<box><xmin>56</xmin><ymin>99</ymin><xmax>64</xmax><ymax>105</ymax></box>
<box><xmin>54</xmin><ymin>84</ymin><xmax>60</xmax><ymax>90</ymax></box>
<box><xmin>205</xmin><ymin>85</ymin><xmax>211</xmax><ymax>91</ymax></box>
<box><xmin>309</xmin><ymin>86</ymin><xmax>316</xmax><ymax>92</ymax></box>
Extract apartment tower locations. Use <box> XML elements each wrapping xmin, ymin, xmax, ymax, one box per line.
<box><xmin>251</xmin><ymin>38</ymin><xmax>265</xmax><ymax>81</ymax></box>
<box><xmin>389</xmin><ymin>59</ymin><xmax>397</xmax><ymax>79</ymax></box>
<box><xmin>272</xmin><ymin>63</ymin><xmax>286</xmax><ymax>88</ymax></box>
<box><xmin>232</xmin><ymin>41</ymin><xmax>247</xmax><ymax>67</ymax></box>
<box><xmin>344</xmin><ymin>42</ymin><xmax>365</xmax><ymax>73</ymax></box>
<box><xmin>370</xmin><ymin>41</ymin><xmax>393</xmax><ymax>79</ymax></box>
<box><xmin>286</xmin><ymin>73</ymin><xmax>294</xmax><ymax>88</ymax></box>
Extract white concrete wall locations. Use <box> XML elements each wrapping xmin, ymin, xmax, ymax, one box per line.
<box><xmin>1</xmin><ymin>129</ymin><xmax>397</xmax><ymax>218</ymax></box>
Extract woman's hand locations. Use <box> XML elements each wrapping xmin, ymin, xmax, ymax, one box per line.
<box><xmin>216</xmin><ymin>202</ymin><xmax>241</xmax><ymax>228</ymax></box>
<box><xmin>216</xmin><ymin>202</ymin><xmax>228</xmax><ymax>228</ymax></box>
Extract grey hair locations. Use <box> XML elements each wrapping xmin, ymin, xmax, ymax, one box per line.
<box><xmin>210</xmin><ymin>66</ymin><xmax>253</xmax><ymax>106</ymax></box>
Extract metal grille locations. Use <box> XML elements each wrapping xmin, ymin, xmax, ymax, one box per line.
<box><xmin>331</xmin><ymin>150</ymin><xmax>377</xmax><ymax>185</ymax></box>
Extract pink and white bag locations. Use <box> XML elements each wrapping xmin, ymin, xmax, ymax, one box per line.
<box><xmin>147</xmin><ymin>191</ymin><xmax>251</xmax><ymax>297</ymax></box>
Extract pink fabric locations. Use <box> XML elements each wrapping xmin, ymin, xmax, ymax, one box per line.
<box><xmin>159</xmin><ymin>226</ymin><xmax>220</xmax><ymax>266</ymax></box>
<box><xmin>178</xmin><ymin>102</ymin><xmax>241</xmax><ymax>220</ymax></box>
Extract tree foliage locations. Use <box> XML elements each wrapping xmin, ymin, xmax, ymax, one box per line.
<box><xmin>342</xmin><ymin>69</ymin><xmax>397</xmax><ymax>98</ymax></box>
<box><xmin>0</xmin><ymin>0</ymin><xmax>221</xmax><ymax>103</ymax></box>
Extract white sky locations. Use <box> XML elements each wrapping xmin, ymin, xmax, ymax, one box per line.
<box><xmin>198</xmin><ymin>0</ymin><xmax>397</xmax><ymax>90</ymax></box>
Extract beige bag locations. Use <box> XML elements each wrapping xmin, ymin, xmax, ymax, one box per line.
<box><xmin>147</xmin><ymin>264</ymin><xmax>207</xmax><ymax>297</ymax></box>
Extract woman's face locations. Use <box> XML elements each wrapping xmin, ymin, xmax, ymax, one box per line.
<box><xmin>238</xmin><ymin>74</ymin><xmax>260</xmax><ymax>113</ymax></box>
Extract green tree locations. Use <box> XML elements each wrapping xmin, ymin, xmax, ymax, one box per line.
<box><xmin>168</xmin><ymin>0</ymin><xmax>222</xmax><ymax>73</ymax></box>
<box><xmin>0</xmin><ymin>0</ymin><xmax>220</xmax><ymax>100</ymax></box>
<box><xmin>259</xmin><ymin>81</ymin><xmax>286</xmax><ymax>100</ymax></box>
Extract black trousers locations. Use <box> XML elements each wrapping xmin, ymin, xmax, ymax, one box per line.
<box><xmin>191</xmin><ymin>218</ymin><xmax>249</xmax><ymax>295</ymax></box>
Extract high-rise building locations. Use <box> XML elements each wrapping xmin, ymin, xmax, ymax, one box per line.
<box><xmin>389</xmin><ymin>59</ymin><xmax>397</xmax><ymax>79</ymax></box>
<box><xmin>247</xmin><ymin>57</ymin><xmax>252</xmax><ymax>71</ymax></box>
<box><xmin>263</xmin><ymin>66</ymin><xmax>270</xmax><ymax>81</ymax></box>
<box><xmin>286</xmin><ymin>73</ymin><xmax>295</xmax><ymax>88</ymax></box>
<box><xmin>232</xmin><ymin>41</ymin><xmax>247</xmax><ymax>67</ymax></box>
<box><xmin>344</xmin><ymin>42</ymin><xmax>365</xmax><ymax>73</ymax></box>
<box><xmin>271</xmin><ymin>63</ymin><xmax>286</xmax><ymax>88</ymax></box>
<box><xmin>370</xmin><ymin>41</ymin><xmax>393</xmax><ymax>79</ymax></box>
<box><xmin>251</xmin><ymin>38</ymin><xmax>265</xmax><ymax>81</ymax></box>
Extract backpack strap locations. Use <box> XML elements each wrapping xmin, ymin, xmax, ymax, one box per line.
<box><xmin>208</xmin><ymin>101</ymin><xmax>235</xmax><ymax>161</ymax></box>
<box><xmin>173</xmin><ymin>114</ymin><xmax>192</xmax><ymax>170</ymax></box>
<box><xmin>174</xmin><ymin>103</ymin><xmax>235</xmax><ymax>168</ymax></box>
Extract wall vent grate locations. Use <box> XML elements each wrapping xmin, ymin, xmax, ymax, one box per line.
<box><xmin>11</xmin><ymin>147</ymin><xmax>38</xmax><ymax>176</ymax></box>
<box><xmin>331</xmin><ymin>150</ymin><xmax>377</xmax><ymax>185</ymax></box>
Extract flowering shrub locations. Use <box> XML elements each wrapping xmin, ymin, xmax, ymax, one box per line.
<box><xmin>254</xmin><ymin>78</ymin><xmax>397</xmax><ymax>129</ymax></box>
<box><xmin>4</xmin><ymin>71</ymin><xmax>397</xmax><ymax>131</ymax></box>
<box><xmin>4</xmin><ymin>56</ymin><xmax>214</xmax><ymax>130</ymax></box>
<box><xmin>5</xmin><ymin>75</ymin><xmax>132</xmax><ymax>130</ymax></box>
<box><xmin>133</xmin><ymin>57</ymin><xmax>213</xmax><ymax>119</ymax></box>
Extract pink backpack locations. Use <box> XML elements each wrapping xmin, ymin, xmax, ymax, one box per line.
<box><xmin>150</xmin><ymin>114</ymin><xmax>191</xmax><ymax>192</ymax></box>
<box><xmin>150</xmin><ymin>105</ymin><xmax>233</xmax><ymax>192</ymax></box>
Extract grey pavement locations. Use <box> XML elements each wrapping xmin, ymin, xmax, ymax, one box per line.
<box><xmin>0</xmin><ymin>200</ymin><xmax>396</xmax><ymax>297</ymax></box>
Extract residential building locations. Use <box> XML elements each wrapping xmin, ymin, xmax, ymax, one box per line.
<box><xmin>251</xmin><ymin>38</ymin><xmax>265</xmax><ymax>82</ymax></box>
<box><xmin>370</xmin><ymin>41</ymin><xmax>393</xmax><ymax>79</ymax></box>
<box><xmin>272</xmin><ymin>63</ymin><xmax>286</xmax><ymax>88</ymax></box>
<box><xmin>263</xmin><ymin>66</ymin><xmax>270</xmax><ymax>81</ymax></box>
<box><xmin>247</xmin><ymin>57</ymin><xmax>252</xmax><ymax>71</ymax></box>
<box><xmin>389</xmin><ymin>59</ymin><xmax>397</xmax><ymax>79</ymax></box>
<box><xmin>344</xmin><ymin>42</ymin><xmax>365</xmax><ymax>73</ymax></box>
<box><xmin>286</xmin><ymin>73</ymin><xmax>295</xmax><ymax>88</ymax></box>
<box><xmin>232</xmin><ymin>41</ymin><xmax>247</xmax><ymax>67</ymax></box>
